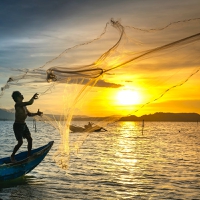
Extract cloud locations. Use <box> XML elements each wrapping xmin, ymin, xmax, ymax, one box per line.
<box><xmin>95</xmin><ymin>79</ymin><xmax>123</xmax><ymax>88</ymax></box>
<box><xmin>67</xmin><ymin>78</ymin><xmax>123</xmax><ymax>88</ymax></box>
<box><xmin>1</xmin><ymin>0</ymin><xmax>200</xmax><ymax>88</ymax></box>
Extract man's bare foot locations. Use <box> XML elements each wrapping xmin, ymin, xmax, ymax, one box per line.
<box><xmin>10</xmin><ymin>155</ymin><xmax>17</xmax><ymax>163</ymax></box>
<box><xmin>27</xmin><ymin>153</ymin><xmax>32</xmax><ymax>158</ymax></box>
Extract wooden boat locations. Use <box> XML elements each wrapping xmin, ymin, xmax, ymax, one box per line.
<box><xmin>69</xmin><ymin>124</ymin><xmax>107</xmax><ymax>133</ymax></box>
<box><xmin>69</xmin><ymin>125</ymin><xmax>85</xmax><ymax>132</ymax></box>
<box><xmin>0</xmin><ymin>141</ymin><xmax>54</xmax><ymax>181</ymax></box>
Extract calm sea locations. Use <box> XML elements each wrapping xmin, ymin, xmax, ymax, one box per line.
<box><xmin>0</xmin><ymin>120</ymin><xmax>200</xmax><ymax>200</ymax></box>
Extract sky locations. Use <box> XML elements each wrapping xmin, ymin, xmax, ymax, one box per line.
<box><xmin>0</xmin><ymin>0</ymin><xmax>200</xmax><ymax>117</ymax></box>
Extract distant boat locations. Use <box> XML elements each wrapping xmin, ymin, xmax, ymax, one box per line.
<box><xmin>70</xmin><ymin>123</ymin><xmax>107</xmax><ymax>133</ymax></box>
<box><xmin>0</xmin><ymin>141</ymin><xmax>54</xmax><ymax>181</ymax></box>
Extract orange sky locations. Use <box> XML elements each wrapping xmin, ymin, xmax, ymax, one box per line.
<box><xmin>0</xmin><ymin>1</ymin><xmax>200</xmax><ymax>117</ymax></box>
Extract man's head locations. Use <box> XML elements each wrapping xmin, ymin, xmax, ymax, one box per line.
<box><xmin>12</xmin><ymin>91</ymin><xmax>23</xmax><ymax>102</ymax></box>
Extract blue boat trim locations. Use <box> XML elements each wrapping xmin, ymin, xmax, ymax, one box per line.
<box><xmin>0</xmin><ymin>141</ymin><xmax>54</xmax><ymax>181</ymax></box>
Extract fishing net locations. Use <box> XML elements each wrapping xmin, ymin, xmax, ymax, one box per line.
<box><xmin>0</xmin><ymin>18</ymin><xmax>200</xmax><ymax>169</ymax></box>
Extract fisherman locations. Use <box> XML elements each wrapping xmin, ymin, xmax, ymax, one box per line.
<box><xmin>10</xmin><ymin>91</ymin><xmax>43</xmax><ymax>163</ymax></box>
<box><xmin>84</xmin><ymin>122</ymin><xmax>93</xmax><ymax>129</ymax></box>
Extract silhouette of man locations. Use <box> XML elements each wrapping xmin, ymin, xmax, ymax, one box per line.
<box><xmin>10</xmin><ymin>91</ymin><xmax>43</xmax><ymax>163</ymax></box>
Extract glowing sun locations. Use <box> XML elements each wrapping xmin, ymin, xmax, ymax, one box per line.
<box><xmin>117</xmin><ymin>89</ymin><xmax>140</xmax><ymax>105</ymax></box>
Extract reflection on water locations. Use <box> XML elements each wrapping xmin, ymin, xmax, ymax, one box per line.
<box><xmin>0</xmin><ymin>176</ymin><xmax>28</xmax><ymax>189</ymax></box>
<box><xmin>0</xmin><ymin>121</ymin><xmax>200</xmax><ymax>199</ymax></box>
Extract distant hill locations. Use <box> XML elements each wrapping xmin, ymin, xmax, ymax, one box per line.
<box><xmin>0</xmin><ymin>109</ymin><xmax>107</xmax><ymax>121</ymax></box>
<box><xmin>0</xmin><ymin>109</ymin><xmax>15</xmax><ymax>120</ymax></box>
<box><xmin>120</xmin><ymin>112</ymin><xmax>200</xmax><ymax>122</ymax></box>
<box><xmin>1</xmin><ymin>109</ymin><xmax>200</xmax><ymax>122</ymax></box>
<box><xmin>0</xmin><ymin>109</ymin><xmax>36</xmax><ymax>121</ymax></box>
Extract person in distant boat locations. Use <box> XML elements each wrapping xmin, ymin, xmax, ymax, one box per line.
<box><xmin>10</xmin><ymin>91</ymin><xmax>43</xmax><ymax>163</ymax></box>
<box><xmin>88</xmin><ymin>122</ymin><xmax>92</xmax><ymax>127</ymax></box>
<box><xmin>84</xmin><ymin>122</ymin><xmax>93</xmax><ymax>129</ymax></box>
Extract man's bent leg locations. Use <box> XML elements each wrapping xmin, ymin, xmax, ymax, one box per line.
<box><xmin>11</xmin><ymin>139</ymin><xmax>23</xmax><ymax>162</ymax></box>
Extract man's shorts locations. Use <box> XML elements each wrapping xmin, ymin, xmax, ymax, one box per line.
<box><xmin>13</xmin><ymin>123</ymin><xmax>31</xmax><ymax>141</ymax></box>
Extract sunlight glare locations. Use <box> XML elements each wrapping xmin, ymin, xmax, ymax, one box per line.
<box><xmin>117</xmin><ymin>89</ymin><xmax>140</xmax><ymax>105</ymax></box>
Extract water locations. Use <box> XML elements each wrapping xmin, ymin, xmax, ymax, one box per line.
<box><xmin>0</xmin><ymin>121</ymin><xmax>200</xmax><ymax>199</ymax></box>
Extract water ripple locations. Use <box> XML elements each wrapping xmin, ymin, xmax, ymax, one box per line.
<box><xmin>0</xmin><ymin>121</ymin><xmax>200</xmax><ymax>199</ymax></box>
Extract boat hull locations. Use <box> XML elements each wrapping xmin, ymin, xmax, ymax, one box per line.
<box><xmin>69</xmin><ymin>125</ymin><xmax>85</xmax><ymax>132</ymax></box>
<box><xmin>0</xmin><ymin>141</ymin><xmax>54</xmax><ymax>181</ymax></box>
<box><xmin>70</xmin><ymin>125</ymin><xmax>104</xmax><ymax>132</ymax></box>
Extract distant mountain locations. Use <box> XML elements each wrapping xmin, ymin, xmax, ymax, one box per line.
<box><xmin>1</xmin><ymin>109</ymin><xmax>200</xmax><ymax>122</ymax></box>
<box><xmin>0</xmin><ymin>109</ymin><xmax>15</xmax><ymax>120</ymax></box>
<box><xmin>0</xmin><ymin>109</ymin><xmax>36</xmax><ymax>121</ymax></box>
<box><xmin>0</xmin><ymin>109</ymin><xmax>107</xmax><ymax>121</ymax></box>
<box><xmin>120</xmin><ymin>112</ymin><xmax>200</xmax><ymax>122</ymax></box>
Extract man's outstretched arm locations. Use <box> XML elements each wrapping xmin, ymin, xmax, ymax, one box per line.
<box><xmin>16</xmin><ymin>93</ymin><xmax>39</xmax><ymax>107</ymax></box>
<box><xmin>27</xmin><ymin>109</ymin><xmax>43</xmax><ymax>117</ymax></box>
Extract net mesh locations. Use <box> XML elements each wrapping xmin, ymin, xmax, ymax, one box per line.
<box><xmin>0</xmin><ymin>19</ymin><xmax>200</xmax><ymax>169</ymax></box>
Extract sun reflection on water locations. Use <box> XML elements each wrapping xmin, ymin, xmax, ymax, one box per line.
<box><xmin>112</xmin><ymin>121</ymin><xmax>148</xmax><ymax>195</ymax></box>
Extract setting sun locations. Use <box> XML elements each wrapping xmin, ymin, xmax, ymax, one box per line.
<box><xmin>117</xmin><ymin>89</ymin><xmax>141</xmax><ymax>105</ymax></box>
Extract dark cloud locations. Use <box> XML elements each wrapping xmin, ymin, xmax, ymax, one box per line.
<box><xmin>125</xmin><ymin>80</ymin><xmax>132</xmax><ymax>83</ymax></box>
<box><xmin>0</xmin><ymin>1</ymin><xmax>72</xmax><ymax>36</ymax></box>
<box><xmin>95</xmin><ymin>79</ymin><xmax>123</xmax><ymax>88</ymax></box>
<box><xmin>67</xmin><ymin>78</ymin><xmax>123</xmax><ymax>88</ymax></box>
<box><xmin>1</xmin><ymin>0</ymin><xmax>200</xmax><ymax>83</ymax></box>
<box><xmin>0</xmin><ymin>0</ymin><xmax>125</xmax><ymax>37</ymax></box>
